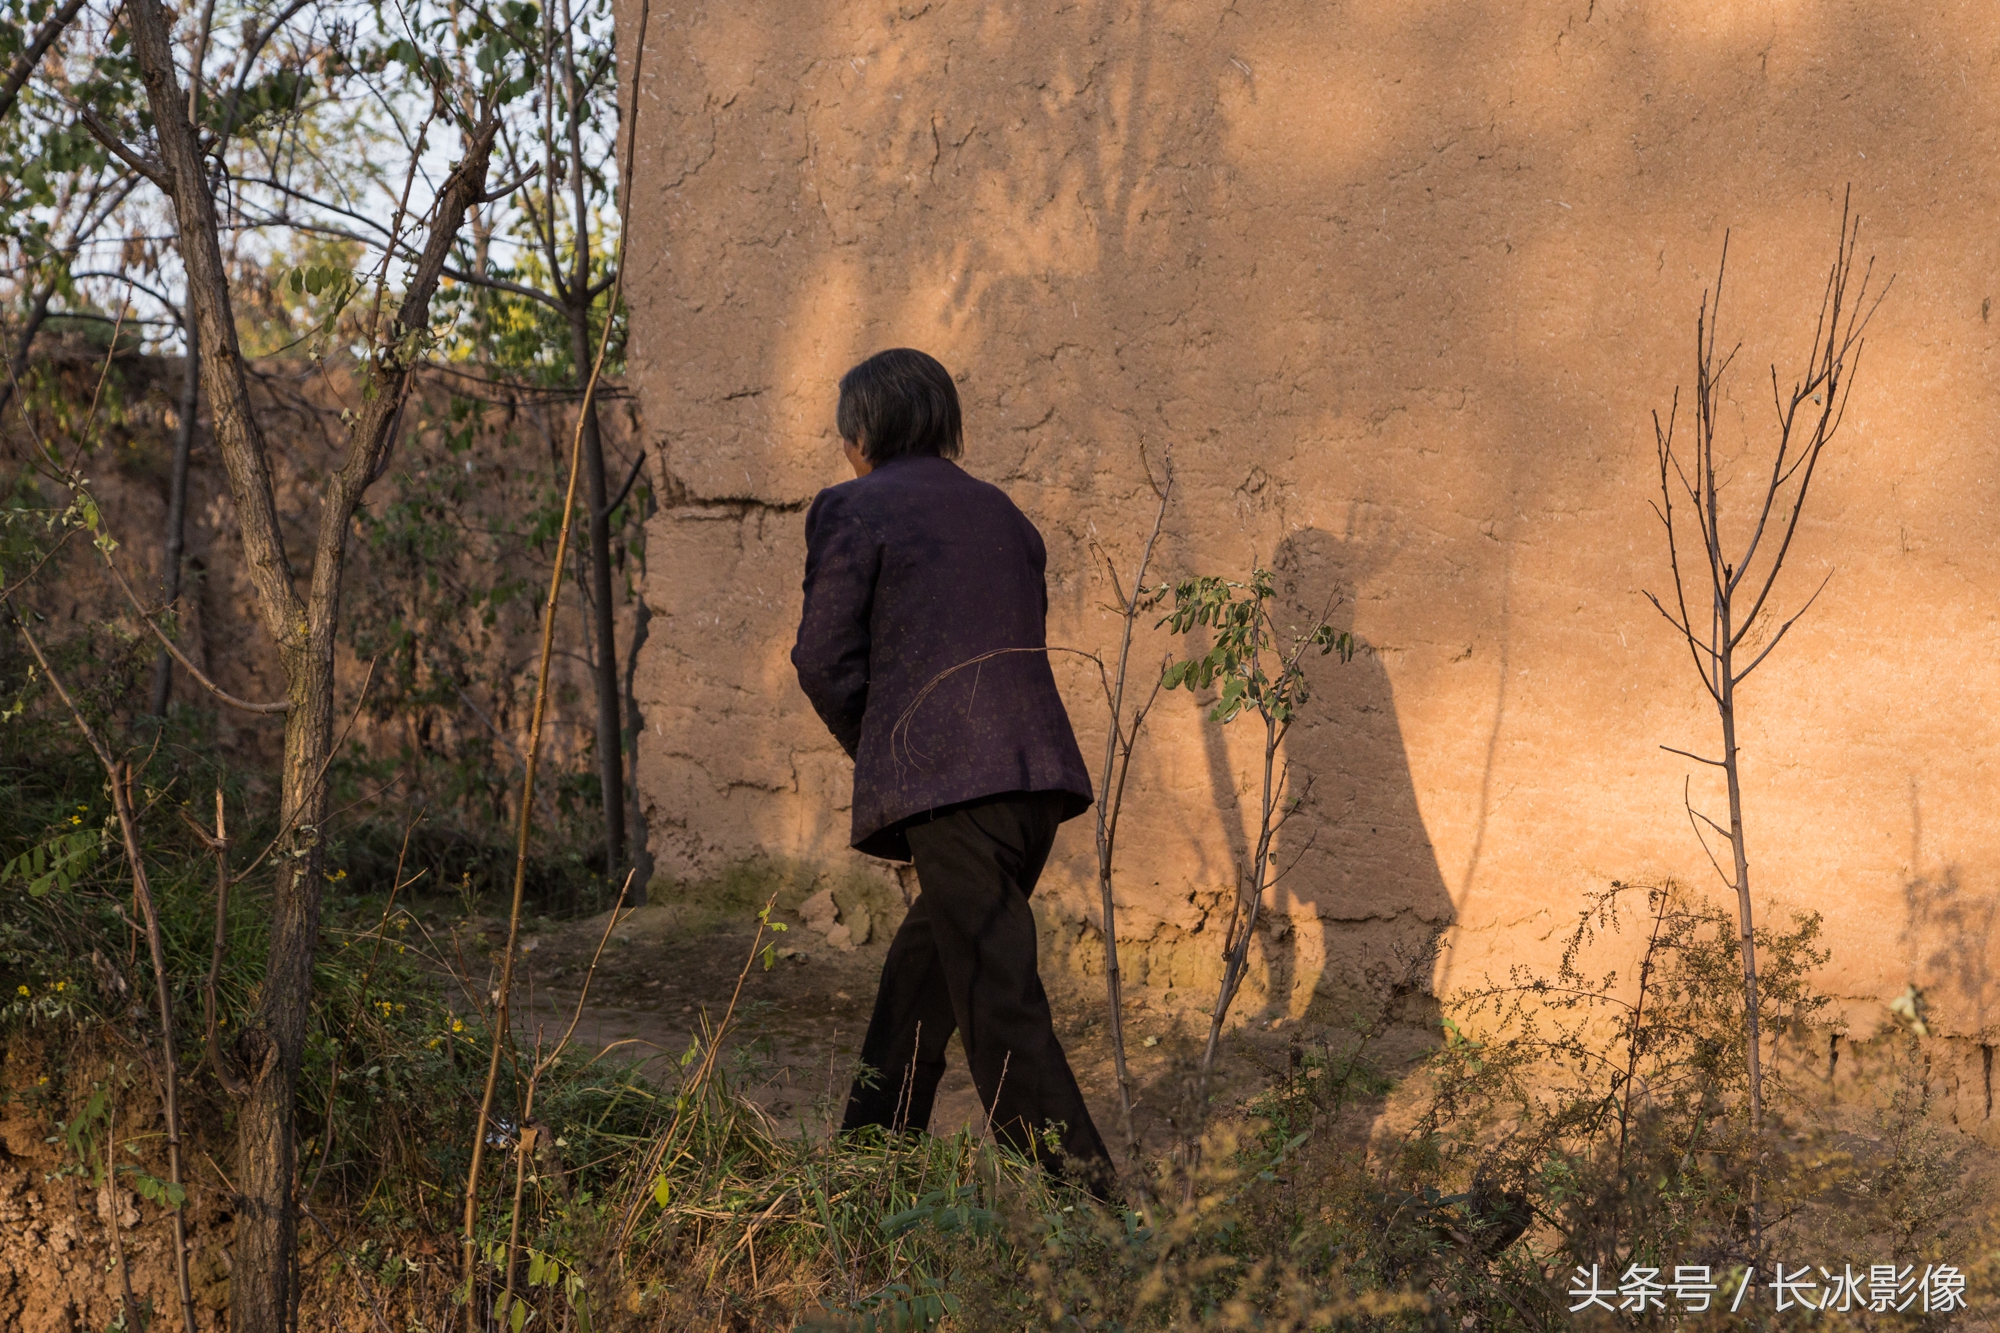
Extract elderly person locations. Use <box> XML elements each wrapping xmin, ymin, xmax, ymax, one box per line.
<box><xmin>791</xmin><ymin>347</ymin><xmax>1112</xmax><ymax>1188</ymax></box>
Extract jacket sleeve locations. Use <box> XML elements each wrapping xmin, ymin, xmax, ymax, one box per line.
<box><xmin>791</xmin><ymin>488</ymin><xmax>879</xmax><ymax>759</ymax></box>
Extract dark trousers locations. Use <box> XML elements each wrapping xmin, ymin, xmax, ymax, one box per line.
<box><xmin>842</xmin><ymin>791</ymin><xmax>1112</xmax><ymax>1180</ymax></box>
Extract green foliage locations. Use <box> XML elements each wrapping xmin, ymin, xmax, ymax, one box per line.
<box><xmin>428</xmin><ymin>0</ymin><xmax>624</xmax><ymax>384</ymax></box>
<box><xmin>124</xmin><ymin>1163</ymin><xmax>187</xmax><ymax>1210</ymax></box>
<box><xmin>437</xmin><ymin>248</ymin><xmax>626</xmax><ymax>385</ymax></box>
<box><xmin>0</xmin><ymin>705</ymin><xmax>665</xmax><ymax>1255</ymax></box>
<box><xmin>1</xmin><ymin>0</ymin><xmax>139</xmax><ymax>373</ymax></box>
<box><xmin>1156</xmin><ymin>568</ymin><xmax>1353</xmax><ymax>726</ymax></box>
<box><xmin>0</xmin><ymin>821</ymin><xmax>103</xmax><ymax>897</ymax></box>
<box><xmin>348</xmin><ymin>0</ymin><xmax>543</xmax><ymax>113</ymax></box>
<box><xmin>235</xmin><ymin>237</ymin><xmax>371</xmax><ymax>357</ymax></box>
<box><xmin>204</xmin><ymin>66</ymin><xmax>314</xmax><ymax>139</ymax></box>
<box><xmin>284</xmin><ymin>262</ymin><xmax>363</xmax><ymax>348</ymax></box>
<box><xmin>757</xmin><ymin>901</ymin><xmax>790</xmax><ymax>970</ymax></box>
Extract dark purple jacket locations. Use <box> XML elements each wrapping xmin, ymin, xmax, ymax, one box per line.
<box><xmin>791</xmin><ymin>456</ymin><xmax>1094</xmax><ymax>860</ymax></box>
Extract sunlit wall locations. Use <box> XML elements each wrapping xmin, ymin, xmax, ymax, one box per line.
<box><xmin>618</xmin><ymin>0</ymin><xmax>2000</xmax><ymax>1036</ymax></box>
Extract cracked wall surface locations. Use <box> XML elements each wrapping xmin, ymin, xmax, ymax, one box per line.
<box><xmin>618</xmin><ymin>0</ymin><xmax>2000</xmax><ymax>1033</ymax></box>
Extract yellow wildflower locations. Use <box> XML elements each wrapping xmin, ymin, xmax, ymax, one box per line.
<box><xmin>15</xmin><ymin>985</ymin><xmax>26</xmax><ymax>996</ymax></box>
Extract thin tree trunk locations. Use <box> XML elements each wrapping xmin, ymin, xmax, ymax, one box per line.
<box><xmin>570</xmin><ymin>312</ymin><xmax>625</xmax><ymax>874</ymax></box>
<box><xmin>124</xmin><ymin>0</ymin><xmax>499</xmax><ymax>1318</ymax></box>
<box><xmin>1092</xmin><ymin>466</ymin><xmax>1172</xmax><ymax>1167</ymax></box>
<box><xmin>124</xmin><ymin>3</ymin><xmax>318</xmax><ymax>1318</ymax></box>
<box><xmin>149</xmin><ymin>324</ymin><xmax>199</xmax><ymax>717</ymax></box>
<box><xmin>1697</xmin><ymin>307</ymin><xmax>1764</xmax><ymax>1231</ymax></box>
<box><xmin>1715</xmin><ymin>686</ymin><xmax>1762</xmax><ymax>1134</ymax></box>
<box><xmin>622</xmin><ymin>556</ymin><xmax>653</xmax><ymax>890</ymax></box>
<box><xmin>1717</xmin><ymin>661</ymin><xmax>1764</xmax><ymax>1248</ymax></box>
<box><xmin>1202</xmin><ymin>712</ymin><xmax>1281</xmax><ymax>1081</ymax></box>
<box><xmin>0</xmin><ymin>277</ymin><xmax>56</xmax><ymax>420</ymax></box>
<box><xmin>561</xmin><ymin>0</ymin><xmax>626</xmax><ymax>874</ymax></box>
<box><xmin>111</xmin><ymin>762</ymin><xmax>200</xmax><ymax>1333</ymax></box>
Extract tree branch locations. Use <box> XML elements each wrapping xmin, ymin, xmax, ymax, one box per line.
<box><xmin>1659</xmin><ymin>744</ymin><xmax>1725</xmax><ymax>768</ymax></box>
<box><xmin>0</xmin><ymin>0</ymin><xmax>87</xmax><ymax>124</ymax></box>
<box><xmin>1682</xmin><ymin>778</ymin><xmax>1734</xmax><ymax>890</ymax></box>
<box><xmin>1733</xmin><ymin>570</ymin><xmax>1834</xmax><ymax>686</ymax></box>
<box><xmin>439</xmin><ymin>263</ymin><xmax>566</xmax><ymax>312</ymax></box>
<box><xmin>477</xmin><ymin>165</ymin><xmax>539</xmax><ymax>203</ymax></box>
<box><xmin>603</xmin><ymin>446</ymin><xmax>648</xmax><ymax>518</ymax></box>
<box><xmin>78</xmin><ymin>108</ymin><xmax>169</xmax><ymax>188</ymax></box>
<box><xmin>102</xmin><ymin>551</ymin><xmax>291</xmax><ymax>714</ymax></box>
<box><xmin>128</xmin><ymin>0</ymin><xmax>306</xmax><ymax>646</ymax></box>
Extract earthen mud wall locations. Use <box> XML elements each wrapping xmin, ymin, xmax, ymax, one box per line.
<box><xmin>1</xmin><ymin>345</ymin><xmax>633</xmax><ymax>851</ymax></box>
<box><xmin>621</xmin><ymin>0</ymin><xmax>2000</xmax><ymax>1036</ymax></box>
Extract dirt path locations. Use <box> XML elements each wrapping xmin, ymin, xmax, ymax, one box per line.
<box><xmin>502</xmin><ymin>894</ymin><xmax>1306</xmax><ymax>1168</ymax></box>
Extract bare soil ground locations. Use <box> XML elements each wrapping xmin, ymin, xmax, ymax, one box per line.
<box><xmin>480</xmin><ymin>889</ymin><xmax>1361</xmax><ymax>1168</ymax></box>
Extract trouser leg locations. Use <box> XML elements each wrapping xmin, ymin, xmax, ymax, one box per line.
<box><xmin>843</xmin><ymin>891</ymin><xmax>958</xmax><ymax>1133</ymax></box>
<box><xmin>903</xmin><ymin>793</ymin><xmax>1112</xmax><ymax>1180</ymax></box>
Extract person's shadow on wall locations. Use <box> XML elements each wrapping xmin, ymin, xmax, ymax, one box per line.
<box><xmin>1268</xmin><ymin>527</ymin><xmax>1456</xmax><ymax>1050</ymax></box>
<box><xmin>1127</xmin><ymin>525</ymin><xmax>1456</xmax><ymax>1142</ymax></box>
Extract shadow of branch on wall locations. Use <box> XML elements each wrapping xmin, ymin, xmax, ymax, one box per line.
<box><xmin>1902</xmin><ymin>862</ymin><xmax>2000</xmax><ymax>1041</ymax></box>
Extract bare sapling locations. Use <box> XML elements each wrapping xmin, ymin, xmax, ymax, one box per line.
<box><xmin>1643</xmin><ymin>195</ymin><xmax>1886</xmax><ymax>1238</ymax></box>
<box><xmin>1157</xmin><ymin>567</ymin><xmax>1353</xmax><ymax>1090</ymax></box>
<box><xmin>1089</xmin><ymin>450</ymin><xmax>1174</xmax><ymax>1167</ymax></box>
<box><xmin>146</xmin><ymin>295</ymin><xmax>198</xmax><ymax>718</ymax></box>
